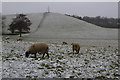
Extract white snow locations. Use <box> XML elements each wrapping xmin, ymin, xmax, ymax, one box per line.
<box><xmin>2</xmin><ymin>40</ymin><xmax>119</xmax><ymax>78</ymax></box>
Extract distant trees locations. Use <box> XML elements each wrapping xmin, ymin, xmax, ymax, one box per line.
<box><xmin>8</xmin><ymin>14</ymin><xmax>32</xmax><ymax>37</ymax></box>
<box><xmin>65</xmin><ymin>14</ymin><xmax>82</xmax><ymax>20</ymax></box>
<box><xmin>65</xmin><ymin>14</ymin><xmax>119</xmax><ymax>28</ymax></box>
<box><xmin>2</xmin><ymin>16</ymin><xmax>6</xmax><ymax>34</ymax></box>
<box><xmin>2</xmin><ymin>16</ymin><xmax>6</xmax><ymax>27</ymax></box>
<box><xmin>82</xmin><ymin>16</ymin><xmax>119</xmax><ymax>28</ymax></box>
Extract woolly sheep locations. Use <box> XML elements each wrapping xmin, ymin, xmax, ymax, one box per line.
<box><xmin>62</xmin><ymin>41</ymin><xmax>68</xmax><ymax>45</ymax></box>
<box><xmin>5</xmin><ymin>36</ymin><xmax>10</xmax><ymax>40</ymax></box>
<box><xmin>25</xmin><ymin>42</ymin><xmax>49</xmax><ymax>58</ymax></box>
<box><xmin>17</xmin><ymin>37</ymin><xmax>23</xmax><ymax>41</ymax></box>
<box><xmin>71</xmin><ymin>42</ymin><xmax>80</xmax><ymax>54</ymax></box>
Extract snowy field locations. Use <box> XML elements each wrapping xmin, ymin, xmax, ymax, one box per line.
<box><xmin>1</xmin><ymin>11</ymin><xmax>119</xmax><ymax>78</ymax></box>
<box><xmin>0</xmin><ymin>41</ymin><xmax>2</xmax><ymax>80</ymax></box>
<box><xmin>2</xmin><ymin>40</ymin><xmax>119</xmax><ymax>78</ymax></box>
<box><xmin>1</xmin><ymin>11</ymin><xmax>119</xmax><ymax>80</ymax></box>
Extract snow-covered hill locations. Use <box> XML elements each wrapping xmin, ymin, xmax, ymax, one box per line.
<box><xmin>2</xmin><ymin>12</ymin><xmax>118</xmax><ymax>40</ymax></box>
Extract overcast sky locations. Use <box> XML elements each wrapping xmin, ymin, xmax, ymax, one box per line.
<box><xmin>2</xmin><ymin>2</ymin><xmax>118</xmax><ymax>18</ymax></box>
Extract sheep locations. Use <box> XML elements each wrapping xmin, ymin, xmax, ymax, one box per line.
<box><xmin>108</xmin><ymin>45</ymin><xmax>111</xmax><ymax>48</ymax></box>
<box><xmin>62</xmin><ymin>41</ymin><xmax>68</xmax><ymax>45</ymax></box>
<box><xmin>25</xmin><ymin>42</ymin><xmax>49</xmax><ymax>58</ymax></box>
<box><xmin>71</xmin><ymin>42</ymin><xmax>80</xmax><ymax>54</ymax></box>
<box><xmin>17</xmin><ymin>37</ymin><xmax>23</xmax><ymax>41</ymax></box>
<box><xmin>5</xmin><ymin>36</ymin><xmax>10</xmax><ymax>40</ymax></box>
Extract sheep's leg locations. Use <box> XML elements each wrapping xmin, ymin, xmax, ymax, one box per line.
<box><xmin>25</xmin><ymin>53</ymin><xmax>29</xmax><ymax>57</ymax></box>
<box><xmin>34</xmin><ymin>53</ymin><xmax>36</xmax><ymax>58</ymax></box>
<box><xmin>42</xmin><ymin>53</ymin><xmax>45</xmax><ymax>58</ymax></box>
<box><xmin>25</xmin><ymin>51</ymin><xmax>29</xmax><ymax>57</ymax></box>
<box><xmin>77</xmin><ymin>48</ymin><xmax>80</xmax><ymax>54</ymax></box>
<box><xmin>73</xmin><ymin>49</ymin><xmax>75</xmax><ymax>54</ymax></box>
<box><xmin>76</xmin><ymin>50</ymin><xmax>79</xmax><ymax>54</ymax></box>
<box><xmin>46</xmin><ymin>53</ymin><xmax>49</xmax><ymax>58</ymax></box>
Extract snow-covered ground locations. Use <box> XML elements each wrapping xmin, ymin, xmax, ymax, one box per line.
<box><xmin>2</xmin><ymin>40</ymin><xmax>119</xmax><ymax>78</ymax></box>
<box><xmin>1</xmin><ymin>12</ymin><xmax>119</xmax><ymax>79</ymax></box>
<box><xmin>0</xmin><ymin>41</ymin><xmax>2</xmax><ymax>80</ymax></box>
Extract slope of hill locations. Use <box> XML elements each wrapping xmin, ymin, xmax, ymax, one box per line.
<box><xmin>2</xmin><ymin>12</ymin><xmax>118</xmax><ymax>40</ymax></box>
<box><xmin>28</xmin><ymin>12</ymin><xmax>118</xmax><ymax>40</ymax></box>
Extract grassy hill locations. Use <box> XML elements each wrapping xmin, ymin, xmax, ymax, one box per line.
<box><xmin>2</xmin><ymin>12</ymin><xmax>118</xmax><ymax>40</ymax></box>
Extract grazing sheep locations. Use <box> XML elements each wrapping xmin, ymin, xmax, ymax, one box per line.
<box><xmin>108</xmin><ymin>45</ymin><xmax>111</xmax><ymax>48</ymax></box>
<box><xmin>62</xmin><ymin>41</ymin><xmax>68</xmax><ymax>45</ymax></box>
<box><xmin>5</xmin><ymin>36</ymin><xmax>10</xmax><ymax>40</ymax></box>
<box><xmin>25</xmin><ymin>42</ymin><xmax>49</xmax><ymax>58</ymax></box>
<box><xmin>17</xmin><ymin>37</ymin><xmax>23</xmax><ymax>41</ymax></box>
<box><xmin>71</xmin><ymin>42</ymin><xmax>80</xmax><ymax>54</ymax></box>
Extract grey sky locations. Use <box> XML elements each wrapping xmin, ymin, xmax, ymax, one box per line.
<box><xmin>0</xmin><ymin>2</ymin><xmax>1</xmax><ymax>13</ymax></box>
<box><xmin>2</xmin><ymin>2</ymin><xmax>118</xmax><ymax>18</ymax></box>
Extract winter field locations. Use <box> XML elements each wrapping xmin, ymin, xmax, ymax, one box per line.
<box><xmin>1</xmin><ymin>12</ymin><xmax>119</xmax><ymax>79</ymax></box>
<box><xmin>1</xmin><ymin>38</ymin><xmax>120</xmax><ymax>79</ymax></box>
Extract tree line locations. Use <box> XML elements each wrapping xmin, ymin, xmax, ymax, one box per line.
<box><xmin>65</xmin><ymin>14</ymin><xmax>119</xmax><ymax>28</ymax></box>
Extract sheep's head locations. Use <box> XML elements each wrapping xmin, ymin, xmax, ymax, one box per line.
<box><xmin>71</xmin><ymin>43</ymin><xmax>73</xmax><ymax>45</ymax></box>
<box><xmin>62</xmin><ymin>41</ymin><xmax>68</xmax><ymax>45</ymax></box>
<box><xmin>25</xmin><ymin>51</ymin><xmax>31</xmax><ymax>57</ymax></box>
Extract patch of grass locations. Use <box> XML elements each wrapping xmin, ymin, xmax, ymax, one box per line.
<box><xmin>95</xmin><ymin>75</ymin><xmax>106</xmax><ymax>79</ymax></box>
<box><xmin>3</xmin><ymin>54</ymin><xmax>13</xmax><ymax>58</ymax></box>
<box><xmin>58</xmin><ymin>56</ymin><xmax>64</xmax><ymax>60</ymax></box>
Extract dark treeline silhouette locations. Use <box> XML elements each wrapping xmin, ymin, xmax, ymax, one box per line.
<box><xmin>65</xmin><ymin>14</ymin><xmax>119</xmax><ymax>29</ymax></box>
